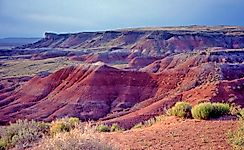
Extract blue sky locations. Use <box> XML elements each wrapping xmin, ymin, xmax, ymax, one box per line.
<box><xmin>0</xmin><ymin>0</ymin><xmax>244</xmax><ymax>38</ymax></box>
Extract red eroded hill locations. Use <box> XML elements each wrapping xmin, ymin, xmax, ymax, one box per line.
<box><xmin>102</xmin><ymin>51</ymin><xmax>244</xmax><ymax>128</ymax></box>
<box><xmin>0</xmin><ymin>63</ymin><xmax>157</xmax><ymax>123</ymax></box>
<box><xmin>1</xmin><ymin>50</ymin><xmax>244</xmax><ymax>128</ymax></box>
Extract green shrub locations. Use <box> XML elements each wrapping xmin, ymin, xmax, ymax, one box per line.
<box><xmin>238</xmin><ymin>109</ymin><xmax>244</xmax><ymax>120</ymax></box>
<box><xmin>191</xmin><ymin>102</ymin><xmax>230</xmax><ymax>120</ymax></box>
<box><xmin>96</xmin><ymin>125</ymin><xmax>110</xmax><ymax>132</ymax></box>
<box><xmin>212</xmin><ymin>103</ymin><xmax>230</xmax><ymax>117</ymax></box>
<box><xmin>132</xmin><ymin>115</ymin><xmax>166</xmax><ymax>129</ymax></box>
<box><xmin>67</xmin><ymin>117</ymin><xmax>80</xmax><ymax>127</ymax></box>
<box><xmin>0</xmin><ymin>119</ymin><xmax>49</xmax><ymax>149</ymax></box>
<box><xmin>50</xmin><ymin>122</ymin><xmax>70</xmax><ymax>136</ymax></box>
<box><xmin>34</xmin><ymin>128</ymin><xmax>115</xmax><ymax>150</ymax></box>
<box><xmin>191</xmin><ymin>102</ymin><xmax>214</xmax><ymax>119</ymax></box>
<box><xmin>50</xmin><ymin>117</ymin><xmax>80</xmax><ymax>136</ymax></box>
<box><xmin>228</xmin><ymin>121</ymin><xmax>244</xmax><ymax>150</ymax></box>
<box><xmin>132</xmin><ymin>122</ymin><xmax>144</xmax><ymax>129</ymax></box>
<box><xmin>0</xmin><ymin>139</ymin><xmax>7</xmax><ymax>150</ymax></box>
<box><xmin>110</xmin><ymin>124</ymin><xmax>123</xmax><ymax>132</ymax></box>
<box><xmin>132</xmin><ymin>118</ymin><xmax>156</xmax><ymax>129</ymax></box>
<box><xmin>168</xmin><ymin>102</ymin><xmax>192</xmax><ymax>118</ymax></box>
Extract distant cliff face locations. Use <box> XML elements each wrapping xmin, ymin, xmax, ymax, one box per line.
<box><xmin>17</xmin><ymin>26</ymin><xmax>244</xmax><ymax>69</ymax></box>
<box><xmin>21</xmin><ymin>26</ymin><xmax>244</xmax><ymax>56</ymax></box>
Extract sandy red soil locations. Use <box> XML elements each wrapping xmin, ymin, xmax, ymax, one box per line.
<box><xmin>103</xmin><ymin>116</ymin><xmax>238</xmax><ymax>150</ymax></box>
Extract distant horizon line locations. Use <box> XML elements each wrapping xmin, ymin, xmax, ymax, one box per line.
<box><xmin>1</xmin><ymin>24</ymin><xmax>244</xmax><ymax>39</ymax></box>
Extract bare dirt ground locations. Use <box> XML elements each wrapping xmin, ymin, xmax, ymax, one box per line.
<box><xmin>103</xmin><ymin>116</ymin><xmax>237</xmax><ymax>150</ymax></box>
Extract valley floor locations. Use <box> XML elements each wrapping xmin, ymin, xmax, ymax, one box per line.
<box><xmin>103</xmin><ymin>116</ymin><xmax>237</xmax><ymax>150</ymax></box>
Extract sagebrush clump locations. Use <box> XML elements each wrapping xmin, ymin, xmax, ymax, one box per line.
<box><xmin>0</xmin><ymin>118</ymin><xmax>117</xmax><ymax>150</ymax></box>
<box><xmin>238</xmin><ymin>110</ymin><xmax>244</xmax><ymax>120</ymax></box>
<box><xmin>191</xmin><ymin>102</ymin><xmax>213</xmax><ymax>120</ymax></box>
<box><xmin>34</xmin><ymin>127</ymin><xmax>115</xmax><ymax>150</ymax></box>
<box><xmin>212</xmin><ymin>103</ymin><xmax>230</xmax><ymax>117</ymax></box>
<box><xmin>96</xmin><ymin>124</ymin><xmax>123</xmax><ymax>132</ymax></box>
<box><xmin>110</xmin><ymin>124</ymin><xmax>123</xmax><ymax>132</ymax></box>
<box><xmin>132</xmin><ymin>115</ymin><xmax>166</xmax><ymax>129</ymax></box>
<box><xmin>168</xmin><ymin>102</ymin><xmax>192</xmax><ymax>118</ymax></box>
<box><xmin>191</xmin><ymin>102</ymin><xmax>230</xmax><ymax>119</ymax></box>
<box><xmin>0</xmin><ymin>119</ymin><xmax>49</xmax><ymax>149</ymax></box>
<box><xmin>0</xmin><ymin>139</ymin><xmax>7</xmax><ymax>150</ymax></box>
<box><xmin>50</xmin><ymin>117</ymin><xmax>80</xmax><ymax>136</ymax></box>
<box><xmin>96</xmin><ymin>124</ymin><xmax>111</xmax><ymax>132</ymax></box>
<box><xmin>132</xmin><ymin>122</ymin><xmax>144</xmax><ymax>129</ymax></box>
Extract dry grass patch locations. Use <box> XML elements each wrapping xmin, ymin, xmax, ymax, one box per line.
<box><xmin>34</xmin><ymin>123</ymin><xmax>116</xmax><ymax>150</ymax></box>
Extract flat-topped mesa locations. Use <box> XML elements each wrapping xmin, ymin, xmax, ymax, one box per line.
<box><xmin>44</xmin><ymin>32</ymin><xmax>79</xmax><ymax>40</ymax></box>
<box><xmin>19</xmin><ymin>26</ymin><xmax>244</xmax><ymax>56</ymax></box>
